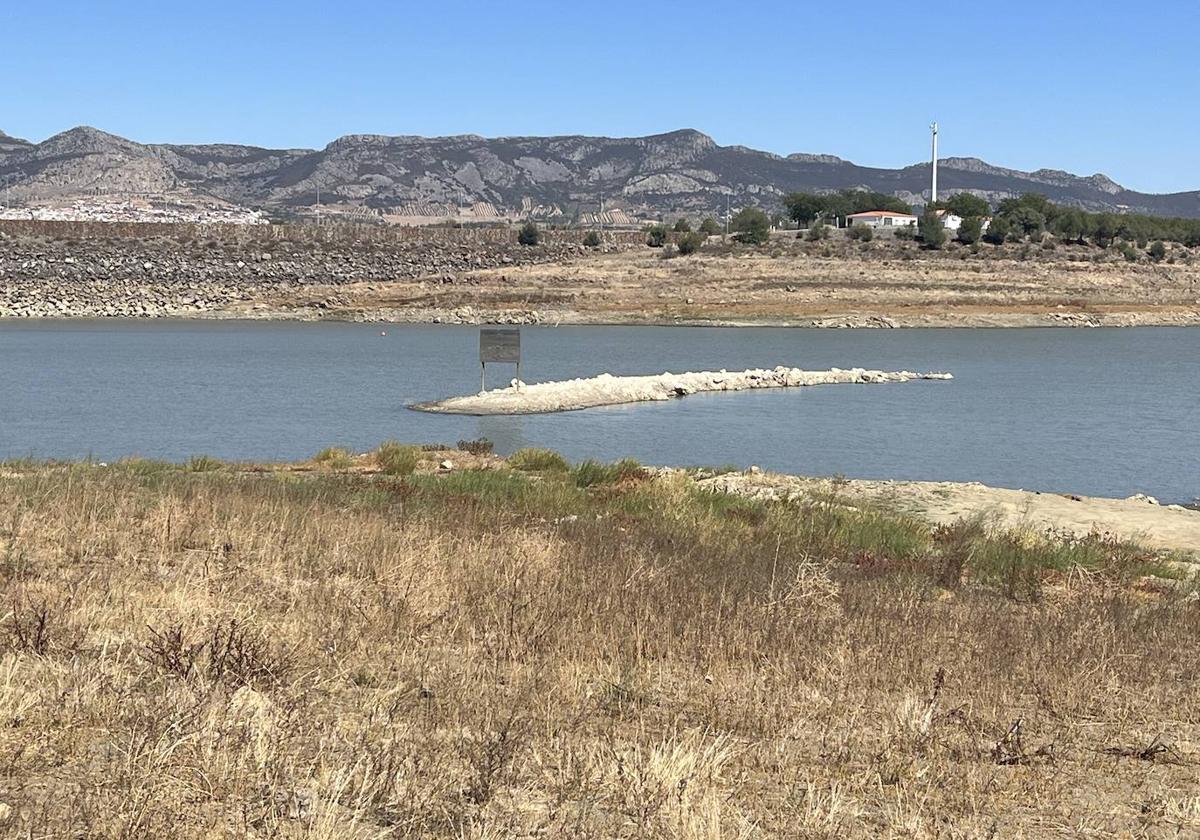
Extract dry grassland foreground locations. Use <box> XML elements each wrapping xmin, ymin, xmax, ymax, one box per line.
<box><xmin>1</xmin><ymin>454</ymin><xmax>1199</xmax><ymax>838</ymax></box>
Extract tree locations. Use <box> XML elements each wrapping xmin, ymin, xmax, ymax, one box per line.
<box><xmin>919</xmin><ymin>208</ymin><xmax>946</xmax><ymax>249</ymax></box>
<box><xmin>699</xmin><ymin>217</ymin><xmax>720</xmax><ymax>236</ymax></box>
<box><xmin>1092</xmin><ymin>214</ymin><xmax>1120</xmax><ymax>248</ymax></box>
<box><xmin>582</xmin><ymin>230</ymin><xmax>601</xmax><ymax>248</ymax></box>
<box><xmin>1006</xmin><ymin>206</ymin><xmax>1046</xmax><ymax>239</ymax></box>
<box><xmin>645</xmin><ymin>224</ymin><xmax>668</xmax><ymax>247</ymax></box>
<box><xmin>1051</xmin><ymin>208</ymin><xmax>1086</xmax><ymax>243</ymax></box>
<box><xmin>945</xmin><ymin>193</ymin><xmax>990</xmax><ymax>219</ymax></box>
<box><xmin>806</xmin><ymin>220</ymin><xmax>829</xmax><ymax>241</ymax></box>
<box><xmin>782</xmin><ymin>193</ymin><xmax>826</xmax><ymax>226</ymax></box>
<box><xmin>998</xmin><ymin>193</ymin><xmax>1053</xmax><ymax>219</ymax></box>
<box><xmin>1148</xmin><ymin>240</ymin><xmax>1167</xmax><ymax>262</ymax></box>
<box><xmin>517</xmin><ymin>221</ymin><xmax>540</xmax><ymax>246</ymax></box>
<box><xmin>957</xmin><ymin>216</ymin><xmax>984</xmax><ymax>245</ymax></box>
<box><xmin>676</xmin><ymin>231</ymin><xmax>705</xmax><ymax>255</ymax></box>
<box><xmin>730</xmin><ymin>208</ymin><xmax>770</xmax><ymax>245</ymax></box>
<box><xmin>673</xmin><ymin>218</ymin><xmax>692</xmax><ymax>233</ymax></box>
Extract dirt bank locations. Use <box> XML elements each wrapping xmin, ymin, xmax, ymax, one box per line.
<box><xmin>3</xmin><ymin>229</ymin><xmax>1199</xmax><ymax>326</ymax></box>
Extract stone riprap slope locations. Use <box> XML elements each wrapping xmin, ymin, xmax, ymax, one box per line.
<box><xmin>0</xmin><ymin>234</ymin><xmax>584</xmax><ymax>317</ymax></box>
<box><xmin>413</xmin><ymin>366</ymin><xmax>952</xmax><ymax>415</ymax></box>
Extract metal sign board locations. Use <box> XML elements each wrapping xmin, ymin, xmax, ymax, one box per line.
<box><xmin>479</xmin><ymin>329</ymin><xmax>521</xmax><ymax>364</ymax></box>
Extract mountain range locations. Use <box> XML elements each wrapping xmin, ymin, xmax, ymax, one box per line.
<box><xmin>2</xmin><ymin>126</ymin><xmax>1198</xmax><ymax>220</ymax></box>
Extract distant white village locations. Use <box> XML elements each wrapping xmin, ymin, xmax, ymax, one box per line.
<box><xmin>0</xmin><ymin>198</ymin><xmax>268</xmax><ymax>225</ymax></box>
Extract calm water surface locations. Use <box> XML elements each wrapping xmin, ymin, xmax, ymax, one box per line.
<box><xmin>0</xmin><ymin>321</ymin><xmax>1196</xmax><ymax>501</ymax></box>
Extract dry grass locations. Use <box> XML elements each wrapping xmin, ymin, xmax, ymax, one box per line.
<box><xmin>0</xmin><ymin>462</ymin><xmax>1197</xmax><ymax>838</ymax></box>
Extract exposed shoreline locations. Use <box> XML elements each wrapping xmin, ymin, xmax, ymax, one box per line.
<box><xmin>4</xmin><ymin>227</ymin><xmax>1200</xmax><ymax>328</ymax></box>
<box><xmin>686</xmin><ymin>468</ymin><xmax>1200</xmax><ymax>560</ymax></box>
<box><xmin>5</xmin><ymin>309</ymin><xmax>1196</xmax><ymax>330</ymax></box>
<box><xmin>412</xmin><ymin>366</ymin><xmax>952</xmax><ymax>415</ymax></box>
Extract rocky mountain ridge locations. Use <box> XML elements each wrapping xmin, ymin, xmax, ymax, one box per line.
<box><xmin>2</xmin><ymin>125</ymin><xmax>1198</xmax><ymax>219</ymax></box>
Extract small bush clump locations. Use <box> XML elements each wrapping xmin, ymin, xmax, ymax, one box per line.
<box><xmin>517</xmin><ymin>221</ymin><xmax>540</xmax><ymax>246</ymax></box>
<box><xmin>582</xmin><ymin>230</ymin><xmax>601</xmax><ymax>248</ymax></box>
<box><xmin>313</xmin><ymin>446</ymin><xmax>354</xmax><ymax>469</ymax></box>
<box><xmin>376</xmin><ymin>440</ymin><xmax>421</xmax><ymax>475</ymax></box>
<box><xmin>457</xmin><ymin>438</ymin><xmax>495</xmax><ymax>455</ymax></box>
<box><xmin>676</xmin><ymin>231</ymin><xmax>705</xmax><ymax>255</ymax></box>
<box><xmin>186</xmin><ymin>455</ymin><xmax>223</xmax><ymax>473</ymax></box>
<box><xmin>507</xmin><ymin>448</ymin><xmax>569</xmax><ymax>472</ymax></box>
<box><xmin>572</xmin><ymin>458</ymin><xmax>645</xmax><ymax>487</ymax></box>
<box><xmin>645</xmin><ymin>224</ymin><xmax>668</xmax><ymax>248</ymax></box>
<box><xmin>848</xmin><ymin>222</ymin><xmax>873</xmax><ymax>241</ymax></box>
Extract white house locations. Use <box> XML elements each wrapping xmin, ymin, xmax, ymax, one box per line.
<box><xmin>934</xmin><ymin>209</ymin><xmax>963</xmax><ymax>231</ymax></box>
<box><xmin>846</xmin><ymin>210</ymin><xmax>919</xmax><ymax>229</ymax></box>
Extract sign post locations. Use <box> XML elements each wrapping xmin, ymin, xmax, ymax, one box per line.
<box><xmin>479</xmin><ymin>328</ymin><xmax>521</xmax><ymax>392</ymax></box>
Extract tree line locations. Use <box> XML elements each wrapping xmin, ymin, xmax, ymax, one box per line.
<box><xmin>781</xmin><ymin>188</ymin><xmax>1200</xmax><ymax>250</ymax></box>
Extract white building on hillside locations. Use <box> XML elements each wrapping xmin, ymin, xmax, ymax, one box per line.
<box><xmin>846</xmin><ymin>210</ymin><xmax>918</xmax><ymax>229</ymax></box>
<box><xmin>934</xmin><ymin>209</ymin><xmax>963</xmax><ymax>231</ymax></box>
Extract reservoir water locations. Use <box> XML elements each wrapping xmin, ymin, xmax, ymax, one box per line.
<box><xmin>0</xmin><ymin>320</ymin><xmax>1196</xmax><ymax>502</ymax></box>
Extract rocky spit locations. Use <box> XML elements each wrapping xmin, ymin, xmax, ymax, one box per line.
<box><xmin>0</xmin><ymin>235</ymin><xmax>585</xmax><ymax>318</ymax></box>
<box><xmin>412</xmin><ymin>366</ymin><xmax>953</xmax><ymax>415</ymax></box>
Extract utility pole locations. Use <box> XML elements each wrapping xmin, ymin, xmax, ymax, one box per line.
<box><xmin>598</xmin><ymin>195</ymin><xmax>604</xmax><ymax>241</ymax></box>
<box><xmin>724</xmin><ymin>194</ymin><xmax>730</xmax><ymax>240</ymax></box>
<box><xmin>316</xmin><ymin>185</ymin><xmax>321</xmax><ymax>227</ymax></box>
<box><xmin>930</xmin><ymin>122</ymin><xmax>939</xmax><ymax>204</ymax></box>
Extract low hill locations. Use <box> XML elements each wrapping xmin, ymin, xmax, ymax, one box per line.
<box><xmin>1</xmin><ymin>125</ymin><xmax>1198</xmax><ymax>218</ymax></box>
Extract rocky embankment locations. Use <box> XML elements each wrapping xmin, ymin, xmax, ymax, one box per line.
<box><xmin>0</xmin><ymin>234</ymin><xmax>584</xmax><ymax>318</ymax></box>
<box><xmin>413</xmin><ymin>366</ymin><xmax>952</xmax><ymax>415</ymax></box>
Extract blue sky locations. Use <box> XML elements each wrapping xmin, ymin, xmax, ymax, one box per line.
<box><xmin>4</xmin><ymin>0</ymin><xmax>1197</xmax><ymax>193</ymax></box>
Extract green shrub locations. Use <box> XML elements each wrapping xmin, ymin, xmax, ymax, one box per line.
<box><xmin>376</xmin><ymin>440</ymin><xmax>421</xmax><ymax>475</ymax></box>
<box><xmin>806</xmin><ymin>221</ymin><xmax>829</xmax><ymax>242</ymax></box>
<box><xmin>957</xmin><ymin>216</ymin><xmax>983</xmax><ymax>245</ymax></box>
<box><xmin>186</xmin><ymin>455</ymin><xmax>223</xmax><ymax>473</ymax></box>
<box><xmin>848</xmin><ymin>222</ymin><xmax>873</xmax><ymax>241</ymax></box>
<box><xmin>1148</xmin><ymin>240</ymin><xmax>1166</xmax><ymax>262</ymax></box>
<box><xmin>676</xmin><ymin>231</ymin><xmax>705</xmax><ymax>255</ymax></box>
<box><xmin>672</xmin><ymin>218</ymin><xmax>692</xmax><ymax>233</ymax></box>
<box><xmin>1121</xmin><ymin>243</ymin><xmax>1139</xmax><ymax>262</ymax></box>
<box><xmin>582</xmin><ymin>230</ymin><xmax>601</xmax><ymax>248</ymax></box>
<box><xmin>894</xmin><ymin>226</ymin><xmax>916</xmax><ymax>241</ymax></box>
<box><xmin>699</xmin><ymin>217</ymin><xmax>720</xmax><ymax>236</ymax></box>
<box><xmin>117</xmin><ymin>457</ymin><xmax>174</xmax><ymax>477</ymax></box>
<box><xmin>517</xmin><ymin>221</ymin><xmax>540</xmax><ymax>246</ymax></box>
<box><xmin>731</xmin><ymin>208</ymin><xmax>770</xmax><ymax>245</ymax></box>
<box><xmin>508</xmin><ymin>447</ymin><xmax>569</xmax><ymax>472</ymax></box>
<box><xmin>645</xmin><ymin>224</ymin><xmax>668</xmax><ymax>247</ymax></box>
<box><xmin>313</xmin><ymin>446</ymin><xmax>354</xmax><ymax>469</ymax></box>
<box><xmin>573</xmin><ymin>458</ymin><xmax>645</xmax><ymax>487</ymax></box>
<box><xmin>919</xmin><ymin>208</ymin><xmax>946</xmax><ymax>249</ymax></box>
<box><xmin>983</xmin><ymin>216</ymin><xmax>1010</xmax><ymax>245</ymax></box>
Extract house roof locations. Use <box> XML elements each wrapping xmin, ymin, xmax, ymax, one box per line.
<box><xmin>847</xmin><ymin>210</ymin><xmax>917</xmax><ymax>218</ymax></box>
